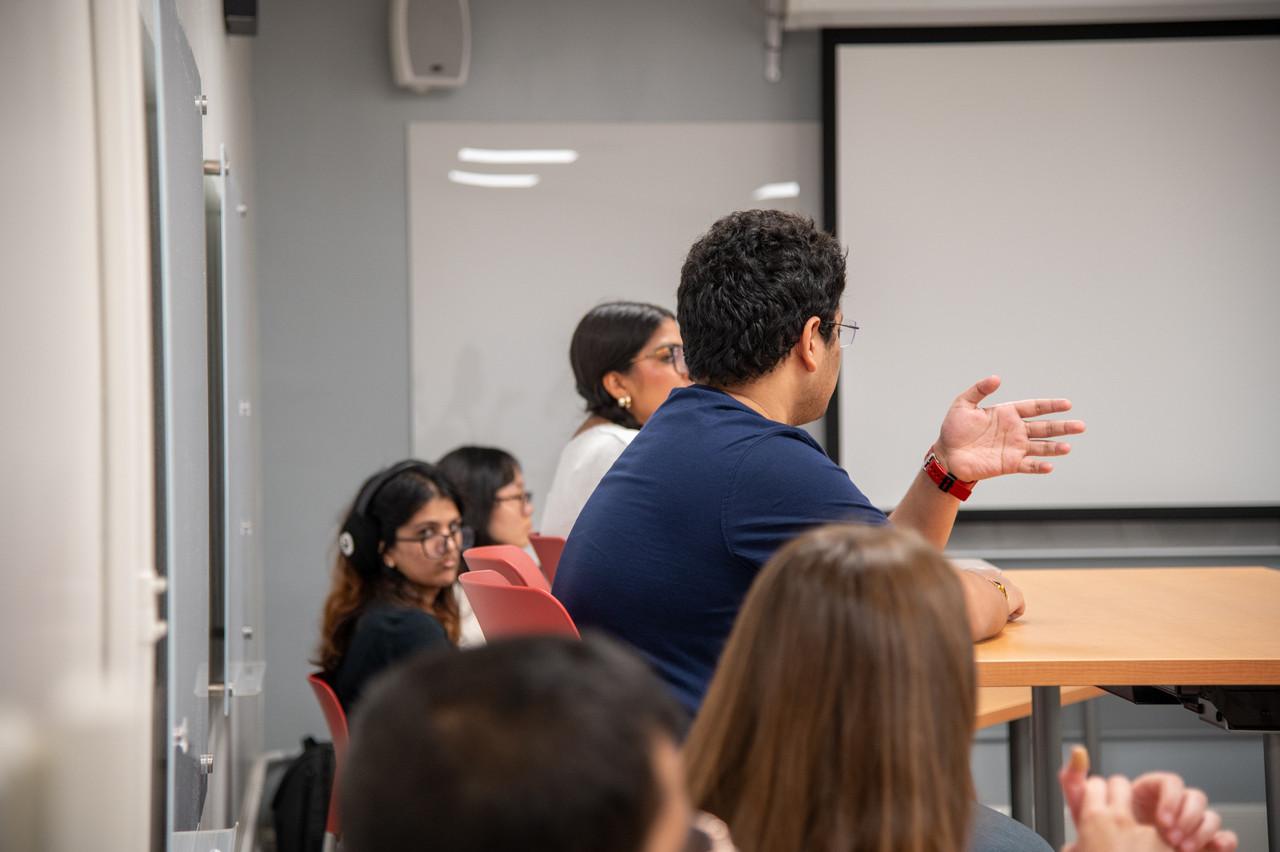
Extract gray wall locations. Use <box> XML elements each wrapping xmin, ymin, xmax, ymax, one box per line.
<box><xmin>252</xmin><ymin>0</ymin><xmax>819</xmax><ymax>753</ymax></box>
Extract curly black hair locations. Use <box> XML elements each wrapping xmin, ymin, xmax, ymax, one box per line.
<box><xmin>677</xmin><ymin>210</ymin><xmax>845</xmax><ymax>387</ymax></box>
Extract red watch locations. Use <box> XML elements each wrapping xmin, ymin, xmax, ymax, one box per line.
<box><xmin>923</xmin><ymin>452</ymin><xmax>975</xmax><ymax>501</ymax></box>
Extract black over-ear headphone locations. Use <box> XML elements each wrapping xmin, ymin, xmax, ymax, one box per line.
<box><xmin>338</xmin><ymin>459</ymin><xmax>433</xmax><ymax>577</ymax></box>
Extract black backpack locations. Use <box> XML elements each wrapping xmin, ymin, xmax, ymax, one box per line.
<box><xmin>271</xmin><ymin>737</ymin><xmax>335</xmax><ymax>852</ymax></box>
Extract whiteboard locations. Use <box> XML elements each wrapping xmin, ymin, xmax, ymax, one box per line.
<box><xmin>834</xmin><ymin>35</ymin><xmax>1280</xmax><ymax>510</ymax></box>
<box><xmin>407</xmin><ymin>122</ymin><xmax>820</xmax><ymax>524</ymax></box>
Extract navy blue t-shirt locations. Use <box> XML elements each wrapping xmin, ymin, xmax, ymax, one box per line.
<box><xmin>552</xmin><ymin>385</ymin><xmax>886</xmax><ymax>714</ymax></box>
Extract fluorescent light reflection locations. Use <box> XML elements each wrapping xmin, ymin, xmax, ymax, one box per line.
<box><xmin>458</xmin><ymin>148</ymin><xmax>579</xmax><ymax>165</ymax></box>
<box><xmin>752</xmin><ymin>181</ymin><xmax>800</xmax><ymax>201</ymax></box>
<box><xmin>448</xmin><ymin>170</ymin><xmax>541</xmax><ymax>189</ymax></box>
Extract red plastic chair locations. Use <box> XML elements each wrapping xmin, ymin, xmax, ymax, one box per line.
<box><xmin>528</xmin><ymin>533</ymin><xmax>566</xmax><ymax>586</ymax></box>
<box><xmin>307</xmin><ymin>673</ymin><xmax>349</xmax><ymax>852</ymax></box>
<box><xmin>462</xmin><ymin>544</ymin><xmax>550</xmax><ymax>592</ymax></box>
<box><xmin>458</xmin><ymin>570</ymin><xmax>580</xmax><ymax>639</ymax></box>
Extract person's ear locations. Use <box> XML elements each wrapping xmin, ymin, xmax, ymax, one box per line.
<box><xmin>379</xmin><ymin>541</ymin><xmax>395</xmax><ymax>568</ymax></box>
<box><xmin>602</xmin><ymin>370</ymin><xmax>631</xmax><ymax>403</ymax></box>
<box><xmin>796</xmin><ymin>316</ymin><xmax>824</xmax><ymax>373</ymax></box>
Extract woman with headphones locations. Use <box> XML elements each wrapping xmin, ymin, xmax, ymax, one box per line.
<box><xmin>315</xmin><ymin>460</ymin><xmax>483</xmax><ymax>711</ymax></box>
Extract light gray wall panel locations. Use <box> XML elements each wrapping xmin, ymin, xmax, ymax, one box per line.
<box><xmin>407</xmin><ymin>121</ymin><xmax>820</xmax><ymax>516</ymax></box>
<box><xmin>152</xmin><ymin>0</ymin><xmax>211</xmax><ymax>834</ymax></box>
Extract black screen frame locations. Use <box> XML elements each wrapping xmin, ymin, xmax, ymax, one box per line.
<box><xmin>820</xmin><ymin>18</ymin><xmax>1280</xmax><ymax>522</ymax></box>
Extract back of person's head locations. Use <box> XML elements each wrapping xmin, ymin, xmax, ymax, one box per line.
<box><xmin>683</xmin><ymin>524</ymin><xmax>975</xmax><ymax>852</ymax></box>
<box><xmin>570</xmin><ymin>301</ymin><xmax>676</xmax><ymax>429</ymax></box>
<box><xmin>341</xmin><ymin>635</ymin><xmax>690</xmax><ymax>852</ymax></box>
<box><xmin>437</xmin><ymin>445</ymin><xmax>525</xmax><ymax>547</ymax></box>
<box><xmin>677</xmin><ymin>210</ymin><xmax>845</xmax><ymax>387</ymax></box>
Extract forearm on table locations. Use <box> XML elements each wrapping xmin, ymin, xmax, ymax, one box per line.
<box><xmin>958</xmin><ymin>568</ymin><xmax>1010</xmax><ymax>641</ymax></box>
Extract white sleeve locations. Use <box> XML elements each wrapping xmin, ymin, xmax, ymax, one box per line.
<box><xmin>454</xmin><ymin>584</ymin><xmax>486</xmax><ymax>647</ymax></box>
<box><xmin>539</xmin><ymin>428</ymin><xmax>635</xmax><ymax>537</ymax></box>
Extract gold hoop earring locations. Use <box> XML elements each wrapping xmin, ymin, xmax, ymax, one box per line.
<box><xmin>618</xmin><ymin>395</ymin><xmax>632</xmax><ymax>410</ymax></box>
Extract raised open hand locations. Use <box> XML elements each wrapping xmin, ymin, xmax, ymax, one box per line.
<box><xmin>935</xmin><ymin>375</ymin><xmax>1085</xmax><ymax>483</ymax></box>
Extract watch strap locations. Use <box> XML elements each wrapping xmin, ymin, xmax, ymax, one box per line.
<box><xmin>922</xmin><ymin>452</ymin><xmax>975</xmax><ymax>501</ymax></box>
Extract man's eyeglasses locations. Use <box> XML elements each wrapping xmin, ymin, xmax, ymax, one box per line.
<box><xmin>822</xmin><ymin>321</ymin><xmax>860</xmax><ymax>349</ymax></box>
<box><xmin>395</xmin><ymin>524</ymin><xmax>475</xmax><ymax>559</ymax></box>
<box><xmin>633</xmin><ymin>343</ymin><xmax>689</xmax><ymax>377</ymax></box>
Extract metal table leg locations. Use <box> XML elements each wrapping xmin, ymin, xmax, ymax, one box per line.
<box><xmin>1266</xmin><ymin>733</ymin><xmax>1279</xmax><ymax>852</ymax></box>
<box><xmin>1082</xmin><ymin>698</ymin><xmax>1102</xmax><ymax>776</ymax></box>
<box><xmin>1032</xmin><ymin>686</ymin><xmax>1064</xmax><ymax>849</ymax></box>
<box><xmin>1009</xmin><ymin>717</ymin><xmax>1033</xmax><ymax>827</ymax></box>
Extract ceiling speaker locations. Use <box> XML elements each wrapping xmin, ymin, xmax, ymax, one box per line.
<box><xmin>390</xmin><ymin>0</ymin><xmax>471</xmax><ymax>93</ymax></box>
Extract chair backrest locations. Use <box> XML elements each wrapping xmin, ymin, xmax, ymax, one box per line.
<box><xmin>460</xmin><ymin>567</ymin><xmax>510</xmax><ymax>587</ymax></box>
<box><xmin>528</xmin><ymin>533</ymin><xmax>566</xmax><ymax>586</ymax></box>
<box><xmin>458</xmin><ymin>570</ymin><xmax>580</xmax><ymax>639</ymax></box>
<box><xmin>462</xmin><ymin>544</ymin><xmax>550</xmax><ymax>592</ymax></box>
<box><xmin>306</xmin><ymin>673</ymin><xmax>349</xmax><ymax>837</ymax></box>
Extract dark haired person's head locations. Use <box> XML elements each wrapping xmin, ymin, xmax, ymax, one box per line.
<box><xmin>342</xmin><ymin>635</ymin><xmax>693</xmax><ymax>852</ymax></box>
<box><xmin>570</xmin><ymin>301</ymin><xmax>690</xmax><ymax>429</ymax></box>
<box><xmin>437</xmin><ymin>445</ymin><xmax>533</xmax><ymax>548</ymax></box>
<box><xmin>678</xmin><ymin>210</ymin><xmax>848</xmax><ymax>424</ymax></box>
<box><xmin>316</xmin><ymin>461</ymin><xmax>467</xmax><ymax>671</ymax></box>
<box><xmin>684</xmin><ymin>524</ymin><xmax>975</xmax><ymax>852</ymax></box>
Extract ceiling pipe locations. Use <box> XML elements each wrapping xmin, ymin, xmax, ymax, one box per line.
<box><xmin>764</xmin><ymin>0</ymin><xmax>785</xmax><ymax>82</ymax></box>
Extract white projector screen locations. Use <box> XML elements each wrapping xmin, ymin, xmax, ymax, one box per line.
<box><xmin>834</xmin><ymin>33</ymin><xmax>1280</xmax><ymax>510</ymax></box>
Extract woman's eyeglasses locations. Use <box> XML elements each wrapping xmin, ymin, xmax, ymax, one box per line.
<box><xmin>395</xmin><ymin>524</ymin><xmax>475</xmax><ymax>559</ymax></box>
<box><xmin>493</xmin><ymin>490</ymin><xmax>534</xmax><ymax>508</ymax></box>
<box><xmin>633</xmin><ymin>343</ymin><xmax>689</xmax><ymax>377</ymax></box>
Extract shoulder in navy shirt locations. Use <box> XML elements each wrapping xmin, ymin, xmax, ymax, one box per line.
<box><xmin>552</xmin><ymin>385</ymin><xmax>886</xmax><ymax>714</ymax></box>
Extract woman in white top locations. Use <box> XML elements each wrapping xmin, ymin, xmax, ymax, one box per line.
<box><xmin>541</xmin><ymin>302</ymin><xmax>691</xmax><ymax>537</ymax></box>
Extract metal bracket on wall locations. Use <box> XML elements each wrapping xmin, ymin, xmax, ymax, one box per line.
<box><xmin>140</xmin><ymin>572</ymin><xmax>168</xmax><ymax>643</ymax></box>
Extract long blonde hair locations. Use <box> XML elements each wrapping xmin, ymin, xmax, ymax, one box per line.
<box><xmin>684</xmin><ymin>524</ymin><xmax>976</xmax><ymax>852</ymax></box>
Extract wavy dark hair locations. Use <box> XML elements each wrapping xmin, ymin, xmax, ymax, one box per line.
<box><xmin>569</xmin><ymin>301</ymin><xmax>675</xmax><ymax>429</ymax></box>
<box><xmin>678</xmin><ymin>210</ymin><xmax>845</xmax><ymax>386</ymax></box>
<box><xmin>437</xmin><ymin>446</ymin><xmax>521</xmax><ymax>547</ymax></box>
<box><xmin>316</xmin><ymin>462</ymin><xmax>463</xmax><ymax>673</ymax></box>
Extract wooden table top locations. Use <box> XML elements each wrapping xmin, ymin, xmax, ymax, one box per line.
<box><xmin>975</xmin><ymin>567</ymin><xmax>1280</xmax><ymax>687</ymax></box>
<box><xmin>975</xmin><ymin>685</ymin><xmax>1104</xmax><ymax>729</ymax></box>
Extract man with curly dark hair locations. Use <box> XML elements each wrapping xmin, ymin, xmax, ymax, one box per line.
<box><xmin>554</xmin><ymin>210</ymin><xmax>1084</xmax><ymax>717</ymax></box>
<box><xmin>675</xmin><ymin>209</ymin><xmax>847</xmax><ymax>391</ymax></box>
